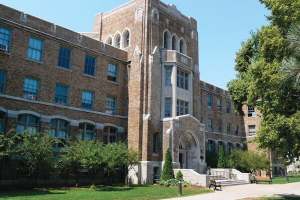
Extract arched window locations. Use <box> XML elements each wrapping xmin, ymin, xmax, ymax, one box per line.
<box><xmin>103</xmin><ymin>126</ymin><xmax>118</xmax><ymax>144</ymax></box>
<box><xmin>151</xmin><ymin>8</ymin><xmax>159</xmax><ymax>21</ymax></box>
<box><xmin>172</xmin><ymin>36</ymin><xmax>177</xmax><ymax>50</ymax></box>
<box><xmin>218</xmin><ymin>141</ymin><xmax>225</xmax><ymax>151</ymax></box>
<box><xmin>163</xmin><ymin>30</ymin><xmax>171</xmax><ymax>49</ymax></box>
<box><xmin>114</xmin><ymin>34</ymin><xmax>121</xmax><ymax>48</ymax></box>
<box><xmin>208</xmin><ymin>140</ymin><xmax>215</xmax><ymax>154</ymax></box>
<box><xmin>0</xmin><ymin>111</ymin><xmax>6</xmax><ymax>133</ymax></box>
<box><xmin>51</xmin><ymin>119</ymin><xmax>69</xmax><ymax>148</ymax></box>
<box><xmin>16</xmin><ymin>114</ymin><xmax>39</xmax><ymax>134</ymax></box>
<box><xmin>123</xmin><ymin>30</ymin><xmax>130</xmax><ymax>48</ymax></box>
<box><xmin>105</xmin><ymin>36</ymin><xmax>113</xmax><ymax>45</ymax></box>
<box><xmin>79</xmin><ymin>123</ymin><xmax>95</xmax><ymax>141</ymax></box>
<box><xmin>179</xmin><ymin>39</ymin><xmax>187</xmax><ymax>54</ymax></box>
<box><xmin>236</xmin><ymin>143</ymin><xmax>241</xmax><ymax>149</ymax></box>
<box><xmin>228</xmin><ymin>142</ymin><xmax>233</xmax><ymax>154</ymax></box>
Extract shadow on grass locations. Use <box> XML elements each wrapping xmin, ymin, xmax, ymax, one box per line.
<box><xmin>0</xmin><ymin>189</ymin><xmax>66</xmax><ymax>199</ymax></box>
<box><xmin>277</xmin><ymin>194</ymin><xmax>300</xmax><ymax>200</ymax></box>
<box><xmin>92</xmin><ymin>184</ymin><xmax>151</xmax><ymax>192</ymax></box>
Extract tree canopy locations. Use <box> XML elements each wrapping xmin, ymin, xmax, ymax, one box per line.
<box><xmin>227</xmin><ymin>0</ymin><xmax>300</xmax><ymax>165</ymax></box>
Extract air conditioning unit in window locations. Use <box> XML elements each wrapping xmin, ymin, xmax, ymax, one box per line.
<box><xmin>0</xmin><ymin>44</ymin><xmax>8</xmax><ymax>52</ymax></box>
<box><xmin>24</xmin><ymin>94</ymin><xmax>34</xmax><ymax>100</ymax></box>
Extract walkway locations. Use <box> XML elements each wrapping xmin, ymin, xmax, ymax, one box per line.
<box><xmin>169</xmin><ymin>182</ymin><xmax>300</xmax><ymax>200</ymax></box>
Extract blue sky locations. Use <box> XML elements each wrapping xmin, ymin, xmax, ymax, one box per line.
<box><xmin>1</xmin><ymin>0</ymin><xmax>270</xmax><ymax>89</ymax></box>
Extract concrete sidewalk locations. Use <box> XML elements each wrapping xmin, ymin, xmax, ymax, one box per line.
<box><xmin>168</xmin><ymin>182</ymin><xmax>300</xmax><ymax>200</ymax></box>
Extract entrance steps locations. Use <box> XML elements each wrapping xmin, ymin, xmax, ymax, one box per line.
<box><xmin>215</xmin><ymin>179</ymin><xmax>249</xmax><ymax>186</ymax></box>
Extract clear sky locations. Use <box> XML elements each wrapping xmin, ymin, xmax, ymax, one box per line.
<box><xmin>1</xmin><ymin>0</ymin><xmax>270</xmax><ymax>89</ymax></box>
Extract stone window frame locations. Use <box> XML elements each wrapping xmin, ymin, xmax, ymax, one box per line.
<box><xmin>235</xmin><ymin>125</ymin><xmax>239</xmax><ymax>136</ymax></box>
<box><xmin>248</xmin><ymin>125</ymin><xmax>256</xmax><ymax>136</ymax></box>
<box><xmin>177</xmin><ymin>69</ymin><xmax>189</xmax><ymax>90</ymax></box>
<box><xmin>164</xmin><ymin>98</ymin><xmax>172</xmax><ymax>117</ymax></box>
<box><xmin>153</xmin><ymin>132</ymin><xmax>159</xmax><ymax>154</ymax></box>
<box><xmin>57</xmin><ymin>46</ymin><xmax>72</xmax><ymax>70</ymax></box>
<box><xmin>23</xmin><ymin>77</ymin><xmax>39</xmax><ymax>101</ymax></box>
<box><xmin>0</xmin><ymin>71</ymin><xmax>6</xmax><ymax>95</ymax></box>
<box><xmin>79</xmin><ymin>123</ymin><xmax>95</xmax><ymax>141</ymax></box>
<box><xmin>176</xmin><ymin>99</ymin><xmax>189</xmax><ymax>116</ymax></box>
<box><xmin>50</xmin><ymin>118</ymin><xmax>69</xmax><ymax>148</ymax></box>
<box><xmin>163</xmin><ymin>29</ymin><xmax>171</xmax><ymax>49</ymax></box>
<box><xmin>0</xmin><ymin>111</ymin><xmax>6</xmax><ymax>133</ymax></box>
<box><xmin>217</xmin><ymin>98</ymin><xmax>222</xmax><ymax>112</ymax></box>
<box><xmin>27</xmin><ymin>37</ymin><xmax>44</xmax><ymax>62</ymax></box>
<box><xmin>84</xmin><ymin>55</ymin><xmax>96</xmax><ymax>77</ymax></box>
<box><xmin>16</xmin><ymin>114</ymin><xmax>40</xmax><ymax>134</ymax></box>
<box><xmin>171</xmin><ymin>34</ymin><xmax>179</xmax><ymax>51</ymax></box>
<box><xmin>208</xmin><ymin>118</ymin><xmax>213</xmax><ymax>132</ymax></box>
<box><xmin>81</xmin><ymin>91</ymin><xmax>94</xmax><ymax>110</ymax></box>
<box><xmin>207</xmin><ymin>95</ymin><xmax>213</xmax><ymax>109</ymax></box>
<box><xmin>107</xmin><ymin>63</ymin><xmax>118</xmax><ymax>82</ymax></box>
<box><xmin>226</xmin><ymin>103</ymin><xmax>231</xmax><ymax>114</ymax></box>
<box><xmin>0</xmin><ymin>26</ymin><xmax>12</xmax><ymax>53</ymax></box>
<box><xmin>151</xmin><ymin>8</ymin><xmax>159</xmax><ymax>21</ymax></box>
<box><xmin>179</xmin><ymin>37</ymin><xmax>187</xmax><ymax>55</ymax></box>
<box><xmin>165</xmin><ymin>66</ymin><xmax>172</xmax><ymax>86</ymax></box>
<box><xmin>105</xmin><ymin>35</ymin><xmax>113</xmax><ymax>45</ymax></box>
<box><xmin>103</xmin><ymin>126</ymin><xmax>118</xmax><ymax>144</ymax></box>
<box><xmin>227</xmin><ymin>123</ymin><xmax>231</xmax><ymax>134</ymax></box>
<box><xmin>54</xmin><ymin>84</ymin><xmax>68</xmax><ymax>105</ymax></box>
<box><xmin>106</xmin><ymin>97</ymin><xmax>117</xmax><ymax>115</ymax></box>
<box><xmin>248</xmin><ymin>106</ymin><xmax>256</xmax><ymax>117</ymax></box>
<box><xmin>122</xmin><ymin>28</ymin><xmax>131</xmax><ymax>48</ymax></box>
<box><xmin>113</xmin><ymin>32</ymin><xmax>122</xmax><ymax>48</ymax></box>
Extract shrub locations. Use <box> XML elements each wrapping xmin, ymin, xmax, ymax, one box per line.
<box><xmin>161</xmin><ymin>148</ymin><xmax>174</xmax><ymax>180</ymax></box>
<box><xmin>176</xmin><ymin>170</ymin><xmax>183</xmax><ymax>180</ymax></box>
<box><xmin>157</xmin><ymin>179</ymin><xmax>191</xmax><ymax>187</ymax></box>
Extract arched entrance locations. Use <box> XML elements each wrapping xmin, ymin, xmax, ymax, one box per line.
<box><xmin>178</xmin><ymin>132</ymin><xmax>200</xmax><ymax>170</ymax></box>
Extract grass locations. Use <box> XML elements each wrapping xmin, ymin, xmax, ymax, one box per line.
<box><xmin>0</xmin><ymin>185</ymin><xmax>213</xmax><ymax>200</ymax></box>
<box><xmin>271</xmin><ymin>177</ymin><xmax>300</xmax><ymax>184</ymax></box>
<box><xmin>241</xmin><ymin>197</ymin><xmax>300</xmax><ymax>200</ymax></box>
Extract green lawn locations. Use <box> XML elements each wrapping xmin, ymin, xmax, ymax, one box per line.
<box><xmin>241</xmin><ymin>197</ymin><xmax>300</xmax><ymax>200</ymax></box>
<box><xmin>271</xmin><ymin>177</ymin><xmax>300</xmax><ymax>184</ymax></box>
<box><xmin>0</xmin><ymin>185</ymin><xmax>212</xmax><ymax>200</ymax></box>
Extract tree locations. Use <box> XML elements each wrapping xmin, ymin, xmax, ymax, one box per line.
<box><xmin>206</xmin><ymin>150</ymin><xmax>218</xmax><ymax>168</ymax></box>
<box><xmin>228</xmin><ymin>150</ymin><xmax>270</xmax><ymax>174</ymax></box>
<box><xmin>161</xmin><ymin>148</ymin><xmax>174</xmax><ymax>180</ymax></box>
<box><xmin>19</xmin><ymin>131</ymin><xmax>58</xmax><ymax>187</ymax></box>
<box><xmin>227</xmin><ymin>0</ymin><xmax>300</xmax><ymax>167</ymax></box>
<box><xmin>176</xmin><ymin>170</ymin><xmax>183</xmax><ymax>181</ymax></box>
<box><xmin>0</xmin><ymin>131</ymin><xmax>19</xmax><ymax>187</ymax></box>
<box><xmin>101</xmin><ymin>142</ymin><xmax>140</xmax><ymax>185</ymax></box>
<box><xmin>59</xmin><ymin>138</ymin><xmax>103</xmax><ymax>186</ymax></box>
<box><xmin>217</xmin><ymin>147</ymin><xmax>228</xmax><ymax>168</ymax></box>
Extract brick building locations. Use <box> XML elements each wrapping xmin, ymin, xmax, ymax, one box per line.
<box><xmin>0</xmin><ymin>0</ymin><xmax>282</xmax><ymax>184</ymax></box>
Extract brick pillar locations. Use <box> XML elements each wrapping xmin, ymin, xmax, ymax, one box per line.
<box><xmin>95</xmin><ymin>128</ymin><xmax>103</xmax><ymax>142</ymax></box>
<box><xmin>40</xmin><ymin>121</ymin><xmax>51</xmax><ymax>133</ymax></box>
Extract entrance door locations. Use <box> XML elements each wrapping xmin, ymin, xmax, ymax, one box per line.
<box><xmin>179</xmin><ymin>151</ymin><xmax>186</xmax><ymax>169</ymax></box>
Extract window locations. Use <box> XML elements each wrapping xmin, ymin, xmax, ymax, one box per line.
<box><xmin>236</xmin><ymin>143</ymin><xmax>241</xmax><ymax>149</ymax></box>
<box><xmin>108</xmin><ymin>64</ymin><xmax>118</xmax><ymax>82</ymax></box>
<box><xmin>218</xmin><ymin>121</ymin><xmax>223</xmax><ymax>133</ymax></box>
<box><xmin>51</xmin><ymin>119</ymin><xmax>69</xmax><ymax>148</ymax></box>
<box><xmin>179</xmin><ymin>39</ymin><xmax>186</xmax><ymax>54</ymax></box>
<box><xmin>163</xmin><ymin>31</ymin><xmax>169</xmax><ymax>49</ymax></box>
<box><xmin>217</xmin><ymin>98</ymin><xmax>222</xmax><ymax>112</ymax></box>
<box><xmin>103</xmin><ymin>126</ymin><xmax>118</xmax><ymax>144</ymax></box>
<box><xmin>106</xmin><ymin>97</ymin><xmax>116</xmax><ymax>115</ymax></box>
<box><xmin>58</xmin><ymin>47</ymin><xmax>71</xmax><ymax>69</ymax></box>
<box><xmin>0</xmin><ymin>112</ymin><xmax>6</xmax><ymax>133</ymax></box>
<box><xmin>227</xmin><ymin>124</ymin><xmax>231</xmax><ymax>134</ymax></box>
<box><xmin>177</xmin><ymin>70</ymin><xmax>189</xmax><ymax>90</ymax></box>
<box><xmin>27</xmin><ymin>37</ymin><xmax>43</xmax><ymax>62</ymax></box>
<box><xmin>208</xmin><ymin>119</ymin><xmax>213</xmax><ymax>132</ymax></box>
<box><xmin>153</xmin><ymin>133</ymin><xmax>159</xmax><ymax>154</ymax></box>
<box><xmin>79</xmin><ymin>123</ymin><xmax>95</xmax><ymax>141</ymax></box>
<box><xmin>248</xmin><ymin>106</ymin><xmax>256</xmax><ymax>117</ymax></box>
<box><xmin>123</xmin><ymin>31</ymin><xmax>130</xmax><ymax>48</ymax></box>
<box><xmin>228</xmin><ymin>143</ymin><xmax>233</xmax><ymax>154</ymax></box>
<box><xmin>0</xmin><ymin>26</ymin><xmax>11</xmax><ymax>52</ymax></box>
<box><xmin>218</xmin><ymin>141</ymin><xmax>225</xmax><ymax>150</ymax></box>
<box><xmin>235</xmin><ymin>126</ymin><xmax>239</xmax><ymax>135</ymax></box>
<box><xmin>16</xmin><ymin>114</ymin><xmax>39</xmax><ymax>134</ymax></box>
<box><xmin>207</xmin><ymin>95</ymin><xmax>212</xmax><ymax>109</ymax></box>
<box><xmin>82</xmin><ymin>91</ymin><xmax>94</xmax><ymax>110</ymax></box>
<box><xmin>23</xmin><ymin>78</ymin><xmax>39</xmax><ymax>100</ymax></box>
<box><xmin>165</xmin><ymin>67</ymin><xmax>172</xmax><ymax>86</ymax></box>
<box><xmin>248</xmin><ymin>125</ymin><xmax>256</xmax><ymax>136</ymax></box>
<box><xmin>55</xmin><ymin>85</ymin><xmax>68</xmax><ymax>105</ymax></box>
<box><xmin>208</xmin><ymin>140</ymin><xmax>215</xmax><ymax>153</ymax></box>
<box><xmin>165</xmin><ymin>98</ymin><xmax>172</xmax><ymax>117</ymax></box>
<box><xmin>153</xmin><ymin>167</ymin><xmax>160</xmax><ymax>183</ymax></box>
<box><xmin>0</xmin><ymin>71</ymin><xmax>6</xmax><ymax>94</ymax></box>
<box><xmin>177</xmin><ymin>100</ymin><xmax>189</xmax><ymax>116</ymax></box>
<box><xmin>84</xmin><ymin>55</ymin><xmax>96</xmax><ymax>76</ymax></box>
<box><xmin>226</xmin><ymin>103</ymin><xmax>231</xmax><ymax>114</ymax></box>
<box><xmin>115</xmin><ymin>34</ymin><xmax>121</xmax><ymax>48</ymax></box>
<box><xmin>172</xmin><ymin>36</ymin><xmax>176</xmax><ymax>50</ymax></box>
<box><xmin>106</xmin><ymin>36</ymin><xmax>112</xmax><ymax>45</ymax></box>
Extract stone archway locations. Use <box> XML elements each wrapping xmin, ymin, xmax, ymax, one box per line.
<box><xmin>178</xmin><ymin>132</ymin><xmax>200</xmax><ymax>170</ymax></box>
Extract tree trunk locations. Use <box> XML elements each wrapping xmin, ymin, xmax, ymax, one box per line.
<box><xmin>76</xmin><ymin>171</ymin><xmax>79</xmax><ymax>187</ymax></box>
<box><xmin>286</xmin><ymin>167</ymin><xmax>289</xmax><ymax>183</ymax></box>
<box><xmin>36</xmin><ymin>164</ymin><xmax>39</xmax><ymax>188</ymax></box>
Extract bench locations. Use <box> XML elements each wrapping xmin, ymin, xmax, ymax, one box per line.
<box><xmin>254</xmin><ymin>176</ymin><xmax>272</xmax><ymax>184</ymax></box>
<box><xmin>209</xmin><ymin>179</ymin><xmax>222</xmax><ymax>190</ymax></box>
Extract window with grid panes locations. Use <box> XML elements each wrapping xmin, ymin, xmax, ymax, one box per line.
<box><xmin>176</xmin><ymin>100</ymin><xmax>189</xmax><ymax>116</ymax></box>
<box><xmin>106</xmin><ymin>97</ymin><xmax>116</xmax><ymax>115</ymax></box>
<box><xmin>0</xmin><ymin>26</ymin><xmax>11</xmax><ymax>52</ymax></box>
<box><xmin>27</xmin><ymin>37</ymin><xmax>43</xmax><ymax>62</ymax></box>
<box><xmin>58</xmin><ymin>47</ymin><xmax>71</xmax><ymax>69</ymax></box>
<box><xmin>177</xmin><ymin>70</ymin><xmax>188</xmax><ymax>90</ymax></box>
<box><xmin>103</xmin><ymin>127</ymin><xmax>118</xmax><ymax>144</ymax></box>
<box><xmin>84</xmin><ymin>55</ymin><xmax>96</xmax><ymax>76</ymax></box>
<box><xmin>108</xmin><ymin>64</ymin><xmax>118</xmax><ymax>82</ymax></box>
<box><xmin>82</xmin><ymin>91</ymin><xmax>93</xmax><ymax>110</ymax></box>
<box><xmin>23</xmin><ymin>78</ymin><xmax>39</xmax><ymax>100</ymax></box>
<box><xmin>16</xmin><ymin>114</ymin><xmax>39</xmax><ymax>134</ymax></box>
<box><xmin>55</xmin><ymin>85</ymin><xmax>68</xmax><ymax>105</ymax></box>
<box><xmin>79</xmin><ymin>123</ymin><xmax>95</xmax><ymax>141</ymax></box>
